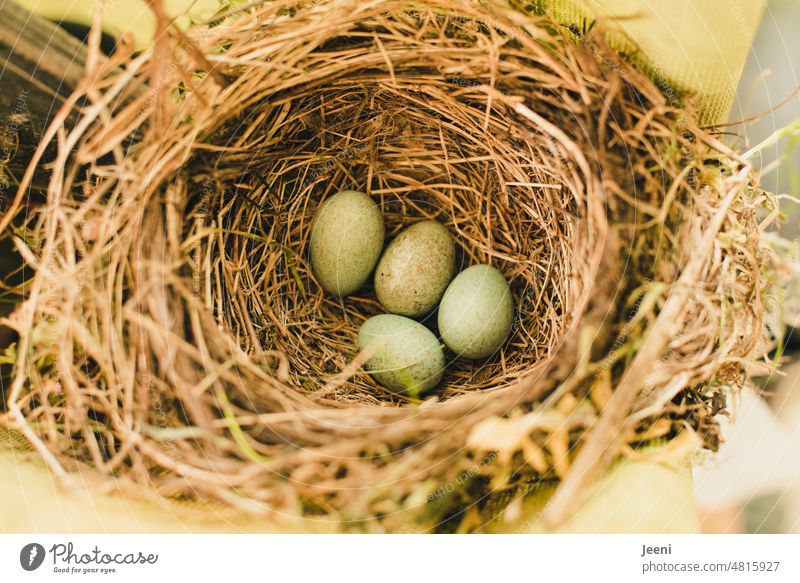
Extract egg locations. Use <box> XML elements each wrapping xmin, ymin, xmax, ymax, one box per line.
<box><xmin>374</xmin><ymin>220</ymin><xmax>456</xmax><ymax>318</ymax></box>
<box><xmin>438</xmin><ymin>264</ymin><xmax>514</xmax><ymax>359</ymax></box>
<box><xmin>310</xmin><ymin>190</ymin><xmax>385</xmax><ymax>297</ymax></box>
<box><xmin>358</xmin><ymin>314</ymin><xmax>445</xmax><ymax>394</ymax></box>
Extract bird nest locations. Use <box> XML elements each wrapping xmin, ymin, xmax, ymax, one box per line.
<box><xmin>0</xmin><ymin>0</ymin><xmax>774</xmax><ymax>532</ymax></box>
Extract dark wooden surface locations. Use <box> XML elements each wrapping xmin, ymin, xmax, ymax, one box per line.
<box><xmin>0</xmin><ymin>1</ymin><xmax>89</xmax><ymax>359</ymax></box>
<box><xmin>0</xmin><ymin>0</ymin><xmax>87</xmax><ymax>202</ymax></box>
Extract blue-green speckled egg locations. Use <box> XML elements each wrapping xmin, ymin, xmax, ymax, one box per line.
<box><xmin>358</xmin><ymin>314</ymin><xmax>444</xmax><ymax>394</ymax></box>
<box><xmin>310</xmin><ymin>190</ymin><xmax>384</xmax><ymax>297</ymax></box>
<box><xmin>374</xmin><ymin>220</ymin><xmax>455</xmax><ymax>318</ymax></box>
<box><xmin>438</xmin><ymin>264</ymin><xmax>514</xmax><ymax>359</ymax></box>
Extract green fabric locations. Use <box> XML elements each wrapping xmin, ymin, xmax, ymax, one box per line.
<box><xmin>509</xmin><ymin>458</ymin><xmax>699</xmax><ymax>533</ymax></box>
<box><xmin>0</xmin><ymin>428</ymin><xmax>302</xmax><ymax>533</ymax></box>
<box><xmin>550</xmin><ymin>0</ymin><xmax>766</xmax><ymax>124</ymax></box>
<box><xmin>1</xmin><ymin>426</ymin><xmax>698</xmax><ymax>532</ymax></box>
<box><xmin>16</xmin><ymin>0</ymin><xmax>765</xmax><ymax>124</ymax></box>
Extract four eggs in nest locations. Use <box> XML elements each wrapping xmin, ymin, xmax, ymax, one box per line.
<box><xmin>310</xmin><ymin>190</ymin><xmax>515</xmax><ymax>395</ymax></box>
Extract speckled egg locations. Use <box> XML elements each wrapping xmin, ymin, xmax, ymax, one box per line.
<box><xmin>358</xmin><ymin>314</ymin><xmax>445</xmax><ymax>394</ymax></box>
<box><xmin>374</xmin><ymin>220</ymin><xmax>456</xmax><ymax>318</ymax></box>
<box><xmin>438</xmin><ymin>264</ymin><xmax>514</xmax><ymax>359</ymax></box>
<box><xmin>310</xmin><ymin>190</ymin><xmax>385</xmax><ymax>297</ymax></box>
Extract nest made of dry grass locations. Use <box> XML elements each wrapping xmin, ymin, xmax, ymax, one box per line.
<box><xmin>0</xmin><ymin>0</ymin><xmax>775</xmax><ymax>532</ymax></box>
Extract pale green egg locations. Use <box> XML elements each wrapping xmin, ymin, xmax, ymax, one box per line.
<box><xmin>438</xmin><ymin>264</ymin><xmax>514</xmax><ymax>359</ymax></box>
<box><xmin>374</xmin><ymin>220</ymin><xmax>455</xmax><ymax>318</ymax></box>
<box><xmin>358</xmin><ymin>314</ymin><xmax>445</xmax><ymax>394</ymax></box>
<box><xmin>310</xmin><ymin>190</ymin><xmax>385</xmax><ymax>297</ymax></box>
